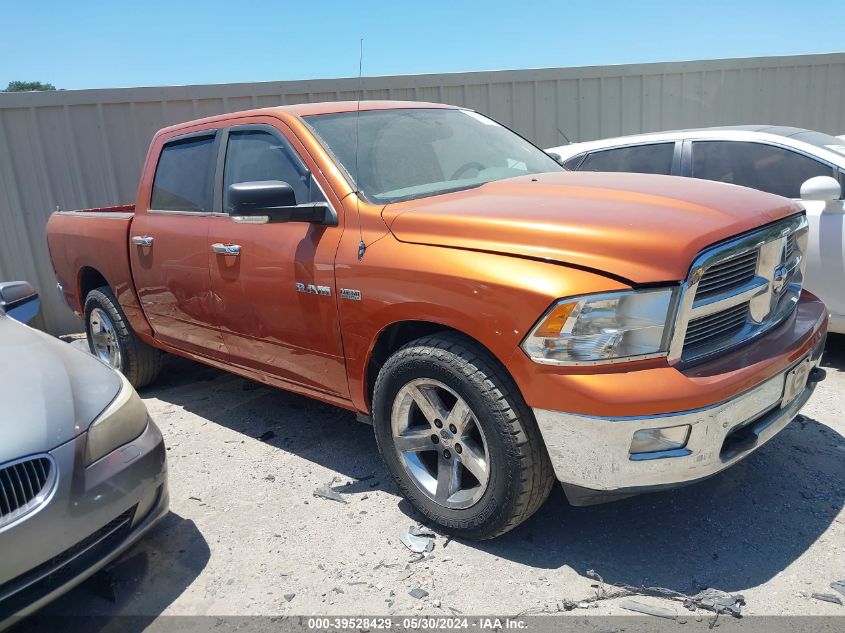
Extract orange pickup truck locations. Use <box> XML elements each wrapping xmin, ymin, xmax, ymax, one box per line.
<box><xmin>47</xmin><ymin>101</ymin><xmax>828</xmax><ymax>538</ymax></box>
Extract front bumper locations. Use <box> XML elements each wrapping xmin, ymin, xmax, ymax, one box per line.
<box><xmin>533</xmin><ymin>298</ymin><xmax>828</xmax><ymax>506</ymax></box>
<box><xmin>0</xmin><ymin>419</ymin><xmax>168</xmax><ymax>626</ymax></box>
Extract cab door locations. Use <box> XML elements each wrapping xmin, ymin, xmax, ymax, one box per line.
<box><xmin>207</xmin><ymin>120</ymin><xmax>348</xmax><ymax>397</ymax></box>
<box><xmin>130</xmin><ymin>129</ymin><xmax>228</xmax><ymax>358</ymax></box>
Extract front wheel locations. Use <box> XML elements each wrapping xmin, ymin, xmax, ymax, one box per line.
<box><xmin>372</xmin><ymin>333</ymin><xmax>554</xmax><ymax>540</ymax></box>
<box><xmin>84</xmin><ymin>286</ymin><xmax>162</xmax><ymax>389</ymax></box>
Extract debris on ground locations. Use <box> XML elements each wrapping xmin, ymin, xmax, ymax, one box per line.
<box><xmin>831</xmin><ymin>580</ymin><xmax>845</xmax><ymax>598</ymax></box>
<box><xmin>284</xmin><ymin>593</ymin><xmax>296</xmax><ymax>602</ymax></box>
<box><xmin>409</xmin><ymin>588</ymin><xmax>429</xmax><ymax>600</ymax></box>
<box><xmin>811</xmin><ymin>592</ymin><xmax>843</xmax><ymax>606</ymax></box>
<box><xmin>534</xmin><ymin>569</ymin><xmax>745</xmax><ymax>620</ymax></box>
<box><xmin>258</xmin><ymin>430</ymin><xmax>276</xmax><ymax>442</ymax></box>
<box><xmin>619</xmin><ymin>599</ymin><xmax>679</xmax><ymax>620</ymax></box>
<box><xmin>692</xmin><ymin>588</ymin><xmax>745</xmax><ymax>616</ymax></box>
<box><xmin>373</xmin><ymin>560</ymin><xmax>398</xmax><ymax>570</ymax></box>
<box><xmin>312</xmin><ymin>484</ymin><xmax>347</xmax><ymax>504</ymax></box>
<box><xmin>400</xmin><ymin>525</ymin><xmax>435</xmax><ymax>554</ymax></box>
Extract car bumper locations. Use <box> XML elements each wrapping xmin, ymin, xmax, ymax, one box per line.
<box><xmin>0</xmin><ymin>419</ymin><xmax>168</xmax><ymax>626</ymax></box>
<box><xmin>532</xmin><ymin>296</ymin><xmax>828</xmax><ymax>506</ymax></box>
<box><xmin>828</xmin><ymin>311</ymin><xmax>845</xmax><ymax>335</ymax></box>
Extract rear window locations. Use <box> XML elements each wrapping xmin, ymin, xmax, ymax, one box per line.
<box><xmin>578</xmin><ymin>143</ymin><xmax>675</xmax><ymax>175</ymax></box>
<box><xmin>150</xmin><ymin>135</ymin><xmax>216</xmax><ymax>212</ymax></box>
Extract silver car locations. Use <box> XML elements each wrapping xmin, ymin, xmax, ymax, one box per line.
<box><xmin>0</xmin><ymin>281</ymin><xmax>168</xmax><ymax>626</ymax></box>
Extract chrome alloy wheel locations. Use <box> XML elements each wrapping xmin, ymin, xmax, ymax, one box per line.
<box><xmin>390</xmin><ymin>378</ymin><xmax>490</xmax><ymax>509</ymax></box>
<box><xmin>89</xmin><ymin>307</ymin><xmax>122</xmax><ymax>369</ymax></box>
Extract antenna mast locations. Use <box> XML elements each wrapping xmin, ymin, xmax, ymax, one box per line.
<box><xmin>356</xmin><ymin>38</ymin><xmax>366</xmax><ymax>261</ymax></box>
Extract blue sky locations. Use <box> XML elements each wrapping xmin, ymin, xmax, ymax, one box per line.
<box><xmin>2</xmin><ymin>0</ymin><xmax>843</xmax><ymax>91</ymax></box>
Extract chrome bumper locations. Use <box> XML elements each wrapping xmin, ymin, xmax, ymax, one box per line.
<box><xmin>533</xmin><ymin>345</ymin><xmax>825</xmax><ymax>506</ymax></box>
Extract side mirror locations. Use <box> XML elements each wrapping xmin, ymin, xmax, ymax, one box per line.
<box><xmin>228</xmin><ymin>180</ymin><xmax>336</xmax><ymax>225</ymax></box>
<box><xmin>545</xmin><ymin>151</ymin><xmax>563</xmax><ymax>165</ymax></box>
<box><xmin>800</xmin><ymin>175</ymin><xmax>841</xmax><ymax>202</ymax></box>
<box><xmin>0</xmin><ymin>281</ymin><xmax>40</xmax><ymax>324</ymax></box>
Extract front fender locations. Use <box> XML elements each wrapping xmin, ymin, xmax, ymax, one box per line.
<box><xmin>336</xmin><ymin>235</ymin><xmax>629</xmax><ymax>412</ymax></box>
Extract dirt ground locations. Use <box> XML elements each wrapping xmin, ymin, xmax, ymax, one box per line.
<box><xmin>42</xmin><ymin>335</ymin><xmax>845</xmax><ymax>621</ymax></box>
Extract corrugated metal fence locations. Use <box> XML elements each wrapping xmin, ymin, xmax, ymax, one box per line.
<box><xmin>3</xmin><ymin>52</ymin><xmax>845</xmax><ymax>334</ymax></box>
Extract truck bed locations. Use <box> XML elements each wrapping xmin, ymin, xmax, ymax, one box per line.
<box><xmin>46</xmin><ymin>206</ymin><xmax>150</xmax><ymax>338</ymax></box>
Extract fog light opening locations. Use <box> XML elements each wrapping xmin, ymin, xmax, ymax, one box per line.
<box><xmin>629</xmin><ymin>425</ymin><xmax>691</xmax><ymax>455</ymax></box>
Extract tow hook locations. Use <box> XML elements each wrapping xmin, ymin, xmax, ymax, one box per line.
<box><xmin>808</xmin><ymin>367</ymin><xmax>826</xmax><ymax>385</ymax></box>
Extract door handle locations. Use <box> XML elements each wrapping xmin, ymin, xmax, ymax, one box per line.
<box><xmin>131</xmin><ymin>235</ymin><xmax>154</xmax><ymax>247</ymax></box>
<box><xmin>211</xmin><ymin>243</ymin><xmax>241</xmax><ymax>256</ymax></box>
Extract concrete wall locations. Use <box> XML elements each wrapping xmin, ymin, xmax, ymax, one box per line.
<box><xmin>3</xmin><ymin>52</ymin><xmax>845</xmax><ymax>334</ymax></box>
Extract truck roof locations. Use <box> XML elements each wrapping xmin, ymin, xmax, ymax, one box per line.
<box><xmin>158</xmin><ymin>100</ymin><xmax>457</xmax><ymax>135</ymax></box>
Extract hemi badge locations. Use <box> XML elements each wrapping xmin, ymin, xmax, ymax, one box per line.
<box><xmin>340</xmin><ymin>288</ymin><xmax>362</xmax><ymax>301</ymax></box>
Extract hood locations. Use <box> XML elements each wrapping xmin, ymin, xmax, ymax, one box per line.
<box><xmin>0</xmin><ymin>315</ymin><xmax>121</xmax><ymax>463</ymax></box>
<box><xmin>382</xmin><ymin>171</ymin><xmax>802</xmax><ymax>283</ymax></box>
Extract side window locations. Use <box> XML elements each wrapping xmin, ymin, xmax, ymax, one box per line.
<box><xmin>691</xmin><ymin>141</ymin><xmax>835</xmax><ymax>198</ymax></box>
<box><xmin>577</xmin><ymin>143</ymin><xmax>675</xmax><ymax>175</ymax></box>
<box><xmin>150</xmin><ymin>134</ymin><xmax>216</xmax><ymax>212</ymax></box>
<box><xmin>223</xmin><ymin>130</ymin><xmax>322</xmax><ymax>213</ymax></box>
<box><xmin>562</xmin><ymin>154</ymin><xmax>585</xmax><ymax>170</ymax></box>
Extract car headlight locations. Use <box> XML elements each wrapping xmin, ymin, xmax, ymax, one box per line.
<box><xmin>85</xmin><ymin>374</ymin><xmax>149</xmax><ymax>465</ymax></box>
<box><xmin>521</xmin><ymin>288</ymin><xmax>678</xmax><ymax>365</ymax></box>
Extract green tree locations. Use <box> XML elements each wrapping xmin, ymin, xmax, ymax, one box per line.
<box><xmin>3</xmin><ymin>81</ymin><xmax>57</xmax><ymax>92</ymax></box>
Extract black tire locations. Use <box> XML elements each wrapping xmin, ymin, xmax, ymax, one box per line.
<box><xmin>372</xmin><ymin>333</ymin><xmax>555</xmax><ymax>540</ymax></box>
<box><xmin>84</xmin><ymin>286</ymin><xmax>162</xmax><ymax>389</ymax></box>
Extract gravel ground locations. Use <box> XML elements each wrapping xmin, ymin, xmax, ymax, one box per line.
<box><xmin>41</xmin><ymin>335</ymin><xmax>845</xmax><ymax>620</ymax></box>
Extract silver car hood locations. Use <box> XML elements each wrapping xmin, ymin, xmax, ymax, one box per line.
<box><xmin>0</xmin><ymin>315</ymin><xmax>121</xmax><ymax>463</ymax></box>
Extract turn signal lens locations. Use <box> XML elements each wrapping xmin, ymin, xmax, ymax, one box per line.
<box><xmin>533</xmin><ymin>301</ymin><xmax>578</xmax><ymax>337</ymax></box>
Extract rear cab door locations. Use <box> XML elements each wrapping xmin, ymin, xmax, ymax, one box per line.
<box><xmin>206</xmin><ymin>115</ymin><xmax>349</xmax><ymax>398</ymax></box>
<box><xmin>129</xmin><ymin>127</ymin><xmax>228</xmax><ymax>358</ymax></box>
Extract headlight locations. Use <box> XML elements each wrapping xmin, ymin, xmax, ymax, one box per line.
<box><xmin>85</xmin><ymin>374</ymin><xmax>149</xmax><ymax>465</ymax></box>
<box><xmin>521</xmin><ymin>288</ymin><xmax>678</xmax><ymax>365</ymax></box>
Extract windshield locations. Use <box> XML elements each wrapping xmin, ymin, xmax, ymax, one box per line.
<box><xmin>303</xmin><ymin>108</ymin><xmax>562</xmax><ymax>203</ymax></box>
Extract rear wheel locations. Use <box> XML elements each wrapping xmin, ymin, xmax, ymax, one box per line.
<box><xmin>84</xmin><ymin>286</ymin><xmax>162</xmax><ymax>388</ymax></box>
<box><xmin>372</xmin><ymin>333</ymin><xmax>554</xmax><ymax>540</ymax></box>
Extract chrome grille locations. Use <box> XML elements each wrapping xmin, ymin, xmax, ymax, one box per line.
<box><xmin>684</xmin><ymin>303</ymin><xmax>749</xmax><ymax>351</ymax></box>
<box><xmin>786</xmin><ymin>233</ymin><xmax>799</xmax><ymax>260</ymax></box>
<box><xmin>670</xmin><ymin>214</ymin><xmax>808</xmax><ymax>364</ymax></box>
<box><xmin>695</xmin><ymin>250</ymin><xmax>758</xmax><ymax>299</ymax></box>
<box><xmin>0</xmin><ymin>456</ymin><xmax>55</xmax><ymax>529</ymax></box>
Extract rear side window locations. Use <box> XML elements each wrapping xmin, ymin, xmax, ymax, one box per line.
<box><xmin>223</xmin><ymin>130</ymin><xmax>322</xmax><ymax>212</ymax></box>
<box><xmin>577</xmin><ymin>143</ymin><xmax>675</xmax><ymax>175</ymax></box>
<box><xmin>562</xmin><ymin>154</ymin><xmax>585</xmax><ymax>170</ymax></box>
<box><xmin>691</xmin><ymin>141</ymin><xmax>835</xmax><ymax>198</ymax></box>
<box><xmin>150</xmin><ymin>135</ymin><xmax>216</xmax><ymax>212</ymax></box>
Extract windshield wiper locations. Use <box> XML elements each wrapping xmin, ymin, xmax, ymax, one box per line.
<box><xmin>379</xmin><ymin>182</ymin><xmax>487</xmax><ymax>204</ymax></box>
